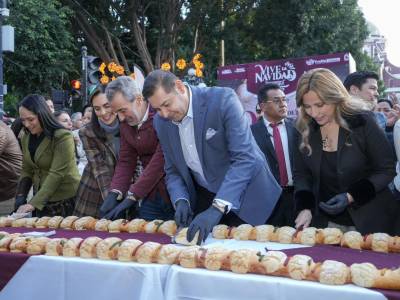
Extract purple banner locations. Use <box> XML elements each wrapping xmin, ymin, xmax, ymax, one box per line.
<box><xmin>217</xmin><ymin>52</ymin><xmax>355</xmax><ymax>120</ymax></box>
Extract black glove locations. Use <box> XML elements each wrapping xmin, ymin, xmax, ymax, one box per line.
<box><xmin>319</xmin><ymin>193</ymin><xmax>349</xmax><ymax>215</ymax></box>
<box><xmin>100</xmin><ymin>191</ymin><xmax>120</xmax><ymax>217</ymax></box>
<box><xmin>14</xmin><ymin>195</ymin><xmax>27</xmax><ymax>212</ymax></box>
<box><xmin>187</xmin><ymin>206</ymin><xmax>223</xmax><ymax>245</ymax></box>
<box><xmin>174</xmin><ymin>199</ymin><xmax>193</xmax><ymax>228</ymax></box>
<box><xmin>103</xmin><ymin>197</ymin><xmax>138</xmax><ymax>220</ymax></box>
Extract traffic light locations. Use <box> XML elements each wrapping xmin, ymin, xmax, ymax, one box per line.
<box><xmin>87</xmin><ymin>56</ymin><xmax>102</xmax><ymax>85</ymax></box>
<box><xmin>71</xmin><ymin>79</ymin><xmax>81</xmax><ymax>101</ymax></box>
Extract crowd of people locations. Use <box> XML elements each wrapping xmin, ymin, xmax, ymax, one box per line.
<box><xmin>1</xmin><ymin>68</ymin><xmax>400</xmax><ymax>245</ymax></box>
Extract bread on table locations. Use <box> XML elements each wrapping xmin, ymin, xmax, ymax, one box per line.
<box><xmin>319</xmin><ymin>260</ymin><xmax>350</xmax><ymax>285</ymax></box>
<box><xmin>144</xmin><ymin>220</ymin><xmax>164</xmax><ymax>234</ymax></box>
<box><xmin>0</xmin><ymin>216</ymin><xmax>13</xmax><ymax>227</ymax></box>
<box><xmin>157</xmin><ymin>244</ymin><xmax>182</xmax><ymax>265</ymax></box>
<box><xmin>96</xmin><ymin>237</ymin><xmax>122</xmax><ymax>260</ymax></box>
<box><xmin>230</xmin><ymin>249</ymin><xmax>259</xmax><ymax>274</ymax></box>
<box><xmin>73</xmin><ymin>216</ymin><xmax>97</xmax><ymax>231</ymax></box>
<box><xmin>364</xmin><ymin>233</ymin><xmax>392</xmax><ymax>253</ymax></box>
<box><xmin>60</xmin><ymin>216</ymin><xmax>79</xmax><ymax>230</ymax></box>
<box><xmin>157</xmin><ymin>220</ymin><xmax>177</xmax><ymax>236</ymax></box>
<box><xmin>212</xmin><ymin>225</ymin><xmax>229</xmax><ymax>239</ymax></box>
<box><xmin>287</xmin><ymin>255</ymin><xmax>315</xmax><ymax>280</ymax></box>
<box><xmin>11</xmin><ymin>218</ymin><xmax>27</xmax><ymax>227</ymax></box>
<box><xmin>204</xmin><ymin>247</ymin><xmax>232</xmax><ymax>271</ymax></box>
<box><xmin>27</xmin><ymin>237</ymin><xmax>51</xmax><ymax>255</ymax></box>
<box><xmin>341</xmin><ymin>231</ymin><xmax>363</xmax><ymax>250</ymax></box>
<box><xmin>94</xmin><ymin>219</ymin><xmax>112</xmax><ymax>231</ymax></box>
<box><xmin>117</xmin><ymin>239</ymin><xmax>143</xmax><ymax>262</ymax></box>
<box><xmin>258</xmin><ymin>251</ymin><xmax>288</xmax><ymax>275</ymax></box>
<box><xmin>374</xmin><ymin>268</ymin><xmax>400</xmax><ymax>290</ymax></box>
<box><xmin>10</xmin><ymin>236</ymin><xmax>31</xmax><ymax>253</ymax></box>
<box><xmin>45</xmin><ymin>238</ymin><xmax>68</xmax><ymax>256</ymax></box>
<box><xmin>108</xmin><ymin>219</ymin><xmax>128</xmax><ymax>233</ymax></box>
<box><xmin>254</xmin><ymin>225</ymin><xmax>275</xmax><ymax>242</ymax></box>
<box><xmin>351</xmin><ymin>263</ymin><xmax>400</xmax><ymax>290</ymax></box>
<box><xmin>80</xmin><ymin>237</ymin><xmax>102</xmax><ymax>258</ymax></box>
<box><xmin>389</xmin><ymin>236</ymin><xmax>400</xmax><ymax>253</ymax></box>
<box><xmin>276</xmin><ymin>226</ymin><xmax>296</xmax><ymax>244</ymax></box>
<box><xmin>127</xmin><ymin>219</ymin><xmax>147</xmax><ymax>233</ymax></box>
<box><xmin>233</xmin><ymin>224</ymin><xmax>254</xmax><ymax>241</ymax></box>
<box><xmin>25</xmin><ymin>217</ymin><xmax>39</xmax><ymax>228</ymax></box>
<box><xmin>62</xmin><ymin>237</ymin><xmax>83</xmax><ymax>257</ymax></box>
<box><xmin>48</xmin><ymin>216</ymin><xmax>64</xmax><ymax>229</ymax></box>
<box><xmin>293</xmin><ymin>227</ymin><xmax>317</xmax><ymax>246</ymax></box>
<box><xmin>350</xmin><ymin>263</ymin><xmax>380</xmax><ymax>288</ymax></box>
<box><xmin>178</xmin><ymin>245</ymin><xmax>201</xmax><ymax>268</ymax></box>
<box><xmin>135</xmin><ymin>241</ymin><xmax>162</xmax><ymax>264</ymax></box>
<box><xmin>173</xmin><ymin>228</ymin><xmax>199</xmax><ymax>246</ymax></box>
<box><xmin>0</xmin><ymin>233</ymin><xmax>20</xmax><ymax>251</ymax></box>
<box><xmin>35</xmin><ymin>216</ymin><xmax>51</xmax><ymax>228</ymax></box>
<box><xmin>321</xmin><ymin>228</ymin><xmax>343</xmax><ymax>245</ymax></box>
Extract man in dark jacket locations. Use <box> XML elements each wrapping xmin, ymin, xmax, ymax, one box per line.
<box><xmin>100</xmin><ymin>76</ymin><xmax>173</xmax><ymax>221</ymax></box>
<box><xmin>0</xmin><ymin>120</ymin><xmax>22</xmax><ymax>215</ymax></box>
<box><xmin>251</xmin><ymin>83</ymin><xmax>295</xmax><ymax>226</ymax></box>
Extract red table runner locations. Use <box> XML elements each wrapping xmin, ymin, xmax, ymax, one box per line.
<box><xmin>1</xmin><ymin>227</ymin><xmax>399</xmax><ymax>299</ymax></box>
<box><xmin>282</xmin><ymin>245</ymin><xmax>400</xmax><ymax>300</ymax></box>
<box><xmin>0</xmin><ymin>226</ymin><xmax>172</xmax><ymax>291</ymax></box>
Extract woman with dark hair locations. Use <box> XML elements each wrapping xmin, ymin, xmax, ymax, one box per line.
<box><xmin>293</xmin><ymin>68</ymin><xmax>399</xmax><ymax>235</ymax></box>
<box><xmin>73</xmin><ymin>85</ymin><xmax>120</xmax><ymax>218</ymax></box>
<box><xmin>14</xmin><ymin>94</ymin><xmax>80</xmax><ymax>216</ymax></box>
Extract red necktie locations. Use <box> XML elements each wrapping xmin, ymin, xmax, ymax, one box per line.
<box><xmin>270</xmin><ymin>123</ymin><xmax>289</xmax><ymax>186</ymax></box>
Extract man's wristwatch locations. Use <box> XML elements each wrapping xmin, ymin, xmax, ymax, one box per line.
<box><xmin>212</xmin><ymin>200</ymin><xmax>229</xmax><ymax>214</ymax></box>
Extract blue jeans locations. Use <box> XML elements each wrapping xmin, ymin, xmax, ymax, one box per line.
<box><xmin>138</xmin><ymin>193</ymin><xmax>174</xmax><ymax>221</ymax></box>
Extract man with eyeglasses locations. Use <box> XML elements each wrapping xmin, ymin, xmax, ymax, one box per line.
<box><xmin>251</xmin><ymin>83</ymin><xmax>295</xmax><ymax>226</ymax></box>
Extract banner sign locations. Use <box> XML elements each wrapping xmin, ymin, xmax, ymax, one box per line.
<box><xmin>217</xmin><ymin>52</ymin><xmax>355</xmax><ymax>120</ymax></box>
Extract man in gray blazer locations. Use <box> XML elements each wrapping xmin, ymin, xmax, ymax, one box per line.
<box><xmin>143</xmin><ymin>70</ymin><xmax>281</xmax><ymax>244</ymax></box>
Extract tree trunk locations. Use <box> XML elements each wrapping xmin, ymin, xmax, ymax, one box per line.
<box><xmin>116</xmin><ymin>38</ymin><xmax>131</xmax><ymax>74</ymax></box>
<box><xmin>75</xmin><ymin>11</ymin><xmax>111</xmax><ymax>63</ymax></box>
<box><xmin>104</xmin><ymin>24</ymin><xmax>120</xmax><ymax>64</ymax></box>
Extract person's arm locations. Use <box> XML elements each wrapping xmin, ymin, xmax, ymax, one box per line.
<box><xmin>128</xmin><ymin>142</ymin><xmax>165</xmax><ymax>199</ymax></box>
<box><xmin>29</xmin><ymin>130</ymin><xmax>76</xmax><ymax>210</ymax></box>
<box><xmin>79</xmin><ymin>129</ymin><xmax>115</xmax><ymax>200</ymax></box>
<box><xmin>109</xmin><ymin>126</ymin><xmax>137</xmax><ymax>195</ymax></box>
<box><xmin>213</xmin><ymin>89</ymin><xmax>268</xmax><ymax>208</ymax></box>
<box><xmin>347</xmin><ymin>114</ymin><xmax>396</xmax><ymax>207</ymax></box>
<box><xmin>393</xmin><ymin>120</ymin><xmax>400</xmax><ymax>162</ymax></box>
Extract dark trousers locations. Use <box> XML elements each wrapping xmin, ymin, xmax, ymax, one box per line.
<box><xmin>266</xmin><ymin>187</ymin><xmax>295</xmax><ymax>227</ymax></box>
<box><xmin>193</xmin><ymin>181</ymin><xmax>245</xmax><ymax>227</ymax></box>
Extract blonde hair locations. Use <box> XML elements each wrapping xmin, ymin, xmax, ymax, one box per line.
<box><xmin>296</xmin><ymin>68</ymin><xmax>366</xmax><ymax>155</ymax></box>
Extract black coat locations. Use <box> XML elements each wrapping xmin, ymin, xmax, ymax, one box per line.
<box><xmin>293</xmin><ymin>112</ymin><xmax>400</xmax><ymax>235</ymax></box>
<box><xmin>251</xmin><ymin>118</ymin><xmax>295</xmax><ymax>184</ymax></box>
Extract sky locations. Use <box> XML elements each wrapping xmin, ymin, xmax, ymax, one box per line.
<box><xmin>358</xmin><ymin>0</ymin><xmax>400</xmax><ymax>66</ymax></box>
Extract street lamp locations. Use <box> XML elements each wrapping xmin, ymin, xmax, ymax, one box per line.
<box><xmin>0</xmin><ymin>0</ymin><xmax>8</xmax><ymax>119</ymax></box>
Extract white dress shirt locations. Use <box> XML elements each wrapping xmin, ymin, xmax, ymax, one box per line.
<box><xmin>173</xmin><ymin>85</ymin><xmax>233</xmax><ymax>211</ymax></box>
<box><xmin>263</xmin><ymin>117</ymin><xmax>293</xmax><ymax>186</ymax></box>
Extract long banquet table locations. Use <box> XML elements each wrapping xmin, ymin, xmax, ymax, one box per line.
<box><xmin>0</xmin><ymin>226</ymin><xmax>399</xmax><ymax>300</ymax></box>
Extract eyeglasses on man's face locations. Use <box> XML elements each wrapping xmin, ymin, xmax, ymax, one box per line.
<box><xmin>264</xmin><ymin>97</ymin><xmax>287</xmax><ymax>105</ymax></box>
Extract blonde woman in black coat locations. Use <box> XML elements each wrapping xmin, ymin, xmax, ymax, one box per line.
<box><xmin>293</xmin><ymin>68</ymin><xmax>400</xmax><ymax>235</ymax></box>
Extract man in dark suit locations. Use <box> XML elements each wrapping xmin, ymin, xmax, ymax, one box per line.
<box><xmin>143</xmin><ymin>70</ymin><xmax>281</xmax><ymax>245</ymax></box>
<box><xmin>251</xmin><ymin>83</ymin><xmax>295</xmax><ymax>226</ymax></box>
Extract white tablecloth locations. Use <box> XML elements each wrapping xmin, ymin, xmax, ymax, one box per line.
<box><xmin>0</xmin><ymin>237</ymin><xmax>387</xmax><ymax>300</ymax></box>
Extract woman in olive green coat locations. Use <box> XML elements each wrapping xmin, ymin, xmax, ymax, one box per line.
<box><xmin>15</xmin><ymin>94</ymin><xmax>80</xmax><ymax>217</ymax></box>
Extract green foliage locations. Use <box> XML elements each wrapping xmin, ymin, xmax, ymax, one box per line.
<box><xmin>3</xmin><ymin>92</ymin><xmax>19</xmax><ymax>117</ymax></box>
<box><xmin>5</xmin><ymin>0</ymin><xmax>79</xmax><ymax>99</ymax></box>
